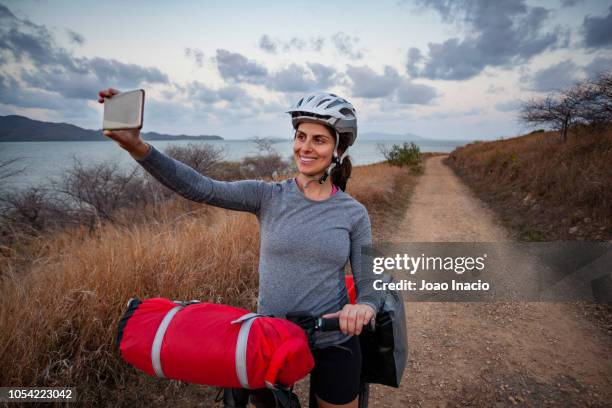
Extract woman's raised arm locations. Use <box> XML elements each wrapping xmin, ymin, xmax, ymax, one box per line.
<box><xmin>98</xmin><ymin>87</ymin><xmax>270</xmax><ymax>214</ymax></box>
<box><xmin>133</xmin><ymin>144</ymin><xmax>270</xmax><ymax>213</ymax></box>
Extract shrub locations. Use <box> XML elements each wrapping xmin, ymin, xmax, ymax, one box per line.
<box><xmin>381</xmin><ymin>142</ymin><xmax>421</xmax><ymax>167</ymax></box>
<box><xmin>163</xmin><ymin>143</ymin><xmax>225</xmax><ymax>178</ymax></box>
<box><xmin>240</xmin><ymin>153</ymin><xmax>291</xmax><ymax>179</ymax></box>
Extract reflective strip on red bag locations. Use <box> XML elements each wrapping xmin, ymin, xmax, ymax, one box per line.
<box><xmin>151</xmin><ymin>305</ymin><xmax>183</xmax><ymax>378</ymax></box>
<box><xmin>231</xmin><ymin>312</ymin><xmax>261</xmax><ymax>389</ymax></box>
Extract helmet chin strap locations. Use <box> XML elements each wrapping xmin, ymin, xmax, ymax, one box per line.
<box><xmin>299</xmin><ymin>130</ymin><xmax>349</xmax><ymax>189</ymax></box>
<box><xmin>318</xmin><ymin>130</ymin><xmax>348</xmax><ymax>185</ymax></box>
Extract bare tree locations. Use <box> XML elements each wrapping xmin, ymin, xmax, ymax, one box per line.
<box><xmin>163</xmin><ymin>143</ymin><xmax>225</xmax><ymax>177</ymax></box>
<box><xmin>0</xmin><ymin>186</ymin><xmax>80</xmax><ymax>241</ymax></box>
<box><xmin>0</xmin><ymin>157</ymin><xmax>26</xmax><ymax>182</ymax></box>
<box><xmin>0</xmin><ymin>145</ymin><xmax>27</xmax><ymax>183</ymax></box>
<box><xmin>241</xmin><ymin>154</ymin><xmax>290</xmax><ymax>179</ymax></box>
<box><xmin>251</xmin><ymin>137</ymin><xmax>276</xmax><ymax>155</ymax></box>
<box><xmin>520</xmin><ymin>70</ymin><xmax>612</xmax><ymax>141</ymax></box>
<box><xmin>240</xmin><ymin>137</ymin><xmax>290</xmax><ymax>179</ymax></box>
<box><xmin>576</xmin><ymin>71</ymin><xmax>612</xmax><ymax>126</ymax></box>
<box><xmin>520</xmin><ymin>95</ymin><xmax>578</xmax><ymax>142</ymax></box>
<box><xmin>51</xmin><ymin>156</ymin><xmax>149</xmax><ymax>224</ymax></box>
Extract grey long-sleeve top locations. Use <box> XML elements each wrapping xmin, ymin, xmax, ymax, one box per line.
<box><xmin>131</xmin><ymin>144</ymin><xmax>382</xmax><ymax>347</ymax></box>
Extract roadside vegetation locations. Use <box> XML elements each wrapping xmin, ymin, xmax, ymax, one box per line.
<box><xmin>447</xmin><ymin>72</ymin><xmax>612</xmax><ymax>242</ymax></box>
<box><xmin>448</xmin><ymin>125</ymin><xmax>611</xmax><ymax>242</ymax></box>
<box><xmin>379</xmin><ymin>141</ymin><xmax>423</xmax><ymax>173</ymax></box>
<box><xmin>0</xmin><ymin>143</ymin><xmax>420</xmax><ymax>406</ymax></box>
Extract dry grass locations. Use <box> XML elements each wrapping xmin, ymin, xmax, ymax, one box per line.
<box><xmin>0</xmin><ymin>161</ymin><xmax>417</xmax><ymax>406</ymax></box>
<box><xmin>348</xmin><ymin>162</ymin><xmax>417</xmax><ymax>241</ymax></box>
<box><xmin>447</xmin><ymin>126</ymin><xmax>612</xmax><ymax>241</ymax></box>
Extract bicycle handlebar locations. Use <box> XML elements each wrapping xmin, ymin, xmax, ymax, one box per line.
<box><xmin>316</xmin><ymin>317</ymin><xmax>340</xmax><ymax>332</ymax></box>
<box><xmin>285</xmin><ymin>312</ymin><xmax>373</xmax><ymax>334</ymax></box>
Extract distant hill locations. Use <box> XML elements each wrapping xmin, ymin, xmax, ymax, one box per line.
<box><xmin>0</xmin><ymin>115</ymin><xmax>223</xmax><ymax>142</ymax></box>
<box><xmin>360</xmin><ymin>131</ymin><xmax>470</xmax><ymax>146</ymax></box>
<box><xmin>360</xmin><ymin>131</ymin><xmax>425</xmax><ymax>141</ymax></box>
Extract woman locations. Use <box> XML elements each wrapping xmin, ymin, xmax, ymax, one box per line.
<box><xmin>98</xmin><ymin>89</ymin><xmax>382</xmax><ymax>408</ymax></box>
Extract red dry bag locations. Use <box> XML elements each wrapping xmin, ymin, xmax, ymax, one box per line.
<box><xmin>117</xmin><ymin>298</ymin><xmax>314</xmax><ymax>389</ymax></box>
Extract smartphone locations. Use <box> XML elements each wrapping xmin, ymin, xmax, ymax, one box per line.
<box><xmin>103</xmin><ymin>89</ymin><xmax>145</xmax><ymax>130</ymax></box>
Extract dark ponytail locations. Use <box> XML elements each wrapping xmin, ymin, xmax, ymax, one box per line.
<box><xmin>331</xmin><ymin>156</ymin><xmax>352</xmax><ymax>191</ymax></box>
<box><xmin>329</xmin><ymin>128</ymin><xmax>353</xmax><ymax>191</ymax></box>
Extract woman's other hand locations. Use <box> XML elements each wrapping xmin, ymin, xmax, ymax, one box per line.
<box><xmin>97</xmin><ymin>88</ymin><xmax>148</xmax><ymax>156</ymax></box>
<box><xmin>322</xmin><ymin>303</ymin><xmax>376</xmax><ymax>336</ymax></box>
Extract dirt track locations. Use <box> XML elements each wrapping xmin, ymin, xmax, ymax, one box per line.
<box><xmin>368</xmin><ymin>156</ymin><xmax>612</xmax><ymax>407</ymax></box>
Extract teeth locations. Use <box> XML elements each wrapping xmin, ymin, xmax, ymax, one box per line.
<box><xmin>300</xmin><ymin>156</ymin><xmax>316</xmax><ymax>162</ymax></box>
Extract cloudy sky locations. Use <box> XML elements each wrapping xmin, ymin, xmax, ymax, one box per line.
<box><xmin>0</xmin><ymin>0</ymin><xmax>611</xmax><ymax>140</ymax></box>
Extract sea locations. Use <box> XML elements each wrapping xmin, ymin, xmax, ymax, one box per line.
<box><xmin>0</xmin><ymin>139</ymin><xmax>466</xmax><ymax>192</ymax></box>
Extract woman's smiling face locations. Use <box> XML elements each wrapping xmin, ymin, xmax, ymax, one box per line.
<box><xmin>293</xmin><ymin>122</ymin><xmax>335</xmax><ymax>177</ymax></box>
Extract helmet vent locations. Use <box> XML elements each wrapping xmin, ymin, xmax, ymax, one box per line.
<box><xmin>339</xmin><ymin>107</ymin><xmax>354</xmax><ymax>116</ymax></box>
<box><xmin>326</xmin><ymin>99</ymin><xmax>344</xmax><ymax>109</ymax></box>
<box><xmin>316</xmin><ymin>99</ymin><xmax>331</xmax><ymax>107</ymax></box>
<box><xmin>296</xmin><ymin>98</ymin><xmax>304</xmax><ymax>107</ymax></box>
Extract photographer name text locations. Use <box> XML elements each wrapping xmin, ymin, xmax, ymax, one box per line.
<box><xmin>374</xmin><ymin>279</ymin><xmax>490</xmax><ymax>292</ymax></box>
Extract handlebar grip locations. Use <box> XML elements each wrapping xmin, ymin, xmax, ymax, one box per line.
<box><xmin>318</xmin><ymin>317</ymin><xmax>340</xmax><ymax>332</ymax></box>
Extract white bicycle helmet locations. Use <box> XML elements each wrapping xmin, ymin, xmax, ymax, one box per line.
<box><xmin>287</xmin><ymin>93</ymin><xmax>357</xmax><ymax>184</ymax></box>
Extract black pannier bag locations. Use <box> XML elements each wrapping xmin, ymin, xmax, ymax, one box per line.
<box><xmin>359</xmin><ymin>273</ymin><xmax>408</xmax><ymax>388</ymax></box>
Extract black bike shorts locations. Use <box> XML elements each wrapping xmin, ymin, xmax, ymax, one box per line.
<box><xmin>310</xmin><ymin>335</ymin><xmax>362</xmax><ymax>405</ymax></box>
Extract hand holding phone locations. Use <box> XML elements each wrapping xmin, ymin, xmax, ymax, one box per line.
<box><xmin>102</xmin><ymin>89</ymin><xmax>144</xmax><ymax>130</ymax></box>
<box><xmin>98</xmin><ymin>88</ymin><xmax>149</xmax><ymax>157</ymax></box>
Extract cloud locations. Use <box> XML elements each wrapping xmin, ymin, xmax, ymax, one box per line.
<box><xmin>0</xmin><ymin>8</ymin><xmax>81</xmax><ymax>71</ymax></box>
<box><xmin>159</xmin><ymin>80</ymin><xmax>281</xmax><ymax>127</ymax></box>
<box><xmin>406</xmin><ymin>47</ymin><xmax>423</xmax><ymax>77</ymax></box>
<box><xmin>259</xmin><ymin>35</ymin><xmax>277</xmax><ymax>53</ymax></box>
<box><xmin>0</xmin><ymin>71</ymin><xmax>99</xmax><ymax>123</ymax></box>
<box><xmin>345</xmin><ymin>65</ymin><xmax>437</xmax><ymax>105</ymax></box>
<box><xmin>331</xmin><ymin>32</ymin><xmax>364</xmax><ymax>60</ymax></box>
<box><xmin>523</xmin><ymin>60</ymin><xmax>582</xmax><ymax>92</ymax></box>
<box><xmin>212</xmin><ymin>48</ymin><xmax>339</xmax><ymax>94</ymax></box>
<box><xmin>416</xmin><ymin>107</ymin><xmax>485</xmax><ymax>122</ymax></box>
<box><xmin>215</xmin><ymin>48</ymin><xmax>268</xmax><ymax>83</ymax></box>
<box><xmin>146</xmin><ymin>99</ymin><xmax>190</xmax><ymax>120</ymax></box>
<box><xmin>87</xmin><ymin>57</ymin><xmax>167</xmax><ymax>84</ymax></box>
<box><xmin>266</xmin><ymin>63</ymin><xmax>339</xmax><ymax>93</ymax></box>
<box><xmin>581</xmin><ymin>6</ymin><xmax>612</xmax><ymax>48</ymax></box>
<box><xmin>407</xmin><ymin>0</ymin><xmax>565</xmax><ymax>80</ymax></box>
<box><xmin>495</xmin><ymin>99</ymin><xmax>523</xmax><ymax>112</ymax></box>
<box><xmin>0</xmin><ymin>72</ymin><xmax>58</xmax><ymax>109</ymax></box>
<box><xmin>307</xmin><ymin>62</ymin><xmax>337</xmax><ymax>89</ymax></box>
<box><xmin>560</xmin><ymin>0</ymin><xmax>583</xmax><ymax>7</ymax></box>
<box><xmin>186</xmin><ymin>81</ymin><xmax>250</xmax><ymax>104</ymax></box>
<box><xmin>267</xmin><ymin>64</ymin><xmax>317</xmax><ymax>93</ymax></box>
<box><xmin>66</xmin><ymin>29</ymin><xmax>84</xmax><ymax>45</ymax></box>
<box><xmin>0</xmin><ymin>3</ymin><xmax>168</xmax><ymax>102</ymax></box>
<box><xmin>0</xmin><ymin>3</ymin><xmax>12</xmax><ymax>19</ymax></box>
<box><xmin>486</xmin><ymin>84</ymin><xmax>505</xmax><ymax>94</ymax></box>
<box><xmin>258</xmin><ymin>34</ymin><xmax>325</xmax><ymax>54</ymax></box>
<box><xmin>17</xmin><ymin>57</ymin><xmax>168</xmax><ymax>100</ymax></box>
<box><xmin>310</xmin><ymin>37</ymin><xmax>325</xmax><ymax>52</ymax></box>
<box><xmin>584</xmin><ymin>56</ymin><xmax>612</xmax><ymax>78</ymax></box>
<box><xmin>346</xmin><ymin>65</ymin><xmax>400</xmax><ymax>98</ymax></box>
<box><xmin>184</xmin><ymin>47</ymin><xmax>204</xmax><ymax>68</ymax></box>
<box><xmin>396</xmin><ymin>81</ymin><xmax>438</xmax><ymax>105</ymax></box>
<box><xmin>258</xmin><ymin>32</ymin><xmax>365</xmax><ymax>59</ymax></box>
